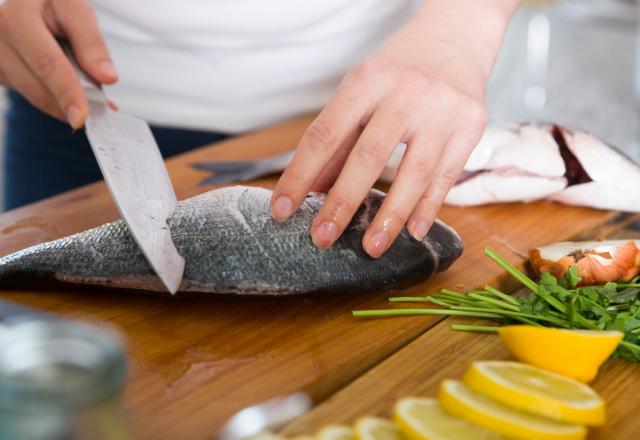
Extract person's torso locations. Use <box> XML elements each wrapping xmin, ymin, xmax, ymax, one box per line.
<box><xmin>92</xmin><ymin>0</ymin><xmax>416</xmax><ymax>132</ymax></box>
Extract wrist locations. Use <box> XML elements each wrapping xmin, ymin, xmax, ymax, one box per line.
<box><xmin>484</xmin><ymin>0</ymin><xmax>523</xmax><ymax>24</ymax></box>
<box><xmin>406</xmin><ymin>0</ymin><xmax>521</xmax><ymax>81</ymax></box>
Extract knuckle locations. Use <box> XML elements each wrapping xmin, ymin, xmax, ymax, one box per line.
<box><xmin>400</xmin><ymin>66</ymin><xmax>429</xmax><ymax>89</ymax></box>
<box><xmin>354</xmin><ymin>141</ymin><xmax>388</xmax><ymax>168</ymax></box>
<box><xmin>325</xmin><ymin>191</ymin><xmax>356</xmax><ymax>215</ymax></box>
<box><xmin>467</xmin><ymin>103</ymin><xmax>489</xmax><ymax>130</ymax></box>
<box><xmin>436</xmin><ymin>168</ymin><xmax>460</xmax><ymax>191</ymax></box>
<box><xmin>405</xmin><ymin>157</ymin><xmax>433</xmax><ymax>181</ymax></box>
<box><xmin>385</xmin><ymin>105</ymin><xmax>413</xmax><ymax>128</ymax></box>
<box><xmin>27</xmin><ymin>87</ymin><xmax>51</xmax><ymax>107</ymax></box>
<box><xmin>282</xmin><ymin>166</ymin><xmax>312</xmax><ymax>189</ymax></box>
<box><xmin>384</xmin><ymin>206</ymin><xmax>408</xmax><ymax>226</ymax></box>
<box><xmin>417</xmin><ymin>196</ymin><xmax>439</xmax><ymax>215</ymax></box>
<box><xmin>31</xmin><ymin>50</ymin><xmax>58</xmax><ymax>78</ymax></box>
<box><xmin>429</xmin><ymin>83</ymin><xmax>458</xmax><ymax>107</ymax></box>
<box><xmin>348</xmin><ymin>60</ymin><xmax>383</xmax><ymax>83</ymax></box>
<box><xmin>302</xmin><ymin>119</ymin><xmax>335</xmax><ymax>154</ymax></box>
<box><xmin>461</xmin><ymin>98</ymin><xmax>489</xmax><ymax>127</ymax></box>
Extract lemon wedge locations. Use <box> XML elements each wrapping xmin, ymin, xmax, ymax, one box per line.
<box><xmin>498</xmin><ymin>325</ymin><xmax>622</xmax><ymax>382</ymax></box>
<box><xmin>438</xmin><ymin>380</ymin><xmax>587</xmax><ymax>440</ymax></box>
<box><xmin>393</xmin><ymin>397</ymin><xmax>505</xmax><ymax>440</ymax></box>
<box><xmin>316</xmin><ymin>425</ymin><xmax>355</xmax><ymax>440</ymax></box>
<box><xmin>463</xmin><ymin>361</ymin><xmax>605</xmax><ymax>426</ymax></box>
<box><xmin>354</xmin><ymin>416</ymin><xmax>404</xmax><ymax>440</ymax></box>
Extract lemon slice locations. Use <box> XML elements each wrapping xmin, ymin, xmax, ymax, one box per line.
<box><xmin>498</xmin><ymin>325</ymin><xmax>622</xmax><ymax>382</ymax></box>
<box><xmin>354</xmin><ymin>416</ymin><xmax>404</xmax><ymax>440</ymax></box>
<box><xmin>463</xmin><ymin>361</ymin><xmax>605</xmax><ymax>426</ymax></box>
<box><xmin>316</xmin><ymin>425</ymin><xmax>355</xmax><ymax>440</ymax></box>
<box><xmin>393</xmin><ymin>397</ymin><xmax>505</xmax><ymax>440</ymax></box>
<box><xmin>438</xmin><ymin>380</ymin><xmax>587</xmax><ymax>440</ymax></box>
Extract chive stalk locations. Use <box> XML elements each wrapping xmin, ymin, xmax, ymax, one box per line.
<box><xmin>450</xmin><ymin>324</ymin><xmax>499</xmax><ymax>333</ymax></box>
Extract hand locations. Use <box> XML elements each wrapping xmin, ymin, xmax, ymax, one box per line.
<box><xmin>0</xmin><ymin>0</ymin><xmax>117</xmax><ymax>128</ymax></box>
<box><xmin>271</xmin><ymin>0</ymin><xmax>519</xmax><ymax>258</ymax></box>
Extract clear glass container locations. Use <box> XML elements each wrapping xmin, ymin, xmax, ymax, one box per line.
<box><xmin>0</xmin><ymin>319</ymin><xmax>128</xmax><ymax>440</ymax></box>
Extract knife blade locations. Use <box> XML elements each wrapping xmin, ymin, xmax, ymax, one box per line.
<box><xmin>61</xmin><ymin>42</ymin><xmax>185</xmax><ymax>294</ymax></box>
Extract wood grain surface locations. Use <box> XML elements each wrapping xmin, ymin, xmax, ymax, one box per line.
<box><xmin>281</xmin><ymin>225</ymin><xmax>640</xmax><ymax>440</ymax></box>
<box><xmin>0</xmin><ymin>114</ymin><xmax>632</xmax><ymax>439</ymax></box>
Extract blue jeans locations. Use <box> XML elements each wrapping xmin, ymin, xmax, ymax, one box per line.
<box><xmin>3</xmin><ymin>90</ymin><xmax>228</xmax><ymax>210</ymax></box>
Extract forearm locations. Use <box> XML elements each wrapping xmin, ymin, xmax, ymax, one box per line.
<box><xmin>384</xmin><ymin>0</ymin><xmax>521</xmax><ymax>85</ymax></box>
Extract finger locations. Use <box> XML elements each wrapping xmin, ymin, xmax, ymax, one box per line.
<box><xmin>362</xmin><ymin>127</ymin><xmax>450</xmax><ymax>258</ymax></box>
<box><xmin>0</xmin><ymin>42</ymin><xmax>65</xmax><ymax>120</ymax></box>
<box><xmin>52</xmin><ymin>0</ymin><xmax>118</xmax><ymax>84</ymax></box>
<box><xmin>271</xmin><ymin>89</ymin><xmax>372</xmax><ymax>221</ymax></box>
<box><xmin>408</xmin><ymin>128</ymin><xmax>485</xmax><ymax>240</ymax></box>
<box><xmin>310</xmin><ymin>106</ymin><xmax>408</xmax><ymax>249</ymax></box>
<box><xmin>6</xmin><ymin>5</ymin><xmax>87</xmax><ymax>128</ymax></box>
<box><xmin>310</xmin><ymin>127</ymin><xmax>362</xmax><ymax>193</ymax></box>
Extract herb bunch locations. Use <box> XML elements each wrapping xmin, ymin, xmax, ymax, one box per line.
<box><xmin>353</xmin><ymin>247</ymin><xmax>640</xmax><ymax>361</ymax></box>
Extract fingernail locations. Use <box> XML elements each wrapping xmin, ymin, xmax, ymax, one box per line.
<box><xmin>99</xmin><ymin>60</ymin><xmax>118</xmax><ymax>79</ymax></box>
<box><xmin>368</xmin><ymin>231</ymin><xmax>389</xmax><ymax>258</ymax></box>
<box><xmin>272</xmin><ymin>196</ymin><xmax>293</xmax><ymax>220</ymax></box>
<box><xmin>66</xmin><ymin>105</ymin><xmax>83</xmax><ymax>129</ymax></box>
<box><xmin>410</xmin><ymin>220</ymin><xmax>429</xmax><ymax>241</ymax></box>
<box><xmin>313</xmin><ymin>221</ymin><xmax>337</xmax><ymax>249</ymax></box>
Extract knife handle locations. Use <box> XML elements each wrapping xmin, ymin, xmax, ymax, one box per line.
<box><xmin>59</xmin><ymin>39</ymin><xmax>107</xmax><ymax>104</ymax></box>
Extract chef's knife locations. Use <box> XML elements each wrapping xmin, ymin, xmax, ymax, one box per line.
<box><xmin>61</xmin><ymin>42</ymin><xmax>185</xmax><ymax>294</ymax></box>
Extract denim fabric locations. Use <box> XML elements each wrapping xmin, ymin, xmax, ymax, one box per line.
<box><xmin>3</xmin><ymin>90</ymin><xmax>228</xmax><ymax>210</ymax></box>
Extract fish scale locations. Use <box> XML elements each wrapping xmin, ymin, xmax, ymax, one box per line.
<box><xmin>0</xmin><ymin>186</ymin><xmax>463</xmax><ymax>295</ymax></box>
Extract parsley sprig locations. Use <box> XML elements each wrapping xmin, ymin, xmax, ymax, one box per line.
<box><xmin>353</xmin><ymin>247</ymin><xmax>640</xmax><ymax>361</ymax></box>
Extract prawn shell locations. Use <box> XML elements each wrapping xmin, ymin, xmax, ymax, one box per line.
<box><xmin>529</xmin><ymin>240</ymin><xmax>640</xmax><ymax>285</ymax></box>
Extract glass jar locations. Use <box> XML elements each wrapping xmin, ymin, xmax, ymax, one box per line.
<box><xmin>0</xmin><ymin>319</ymin><xmax>128</xmax><ymax>440</ymax></box>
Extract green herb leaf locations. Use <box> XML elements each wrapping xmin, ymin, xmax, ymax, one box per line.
<box><xmin>354</xmin><ymin>247</ymin><xmax>640</xmax><ymax>363</ymax></box>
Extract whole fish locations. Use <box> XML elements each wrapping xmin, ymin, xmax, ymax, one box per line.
<box><xmin>194</xmin><ymin>122</ymin><xmax>640</xmax><ymax>212</ymax></box>
<box><xmin>0</xmin><ymin>186</ymin><xmax>462</xmax><ymax>295</ymax></box>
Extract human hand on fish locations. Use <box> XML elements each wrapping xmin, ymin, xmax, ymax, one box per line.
<box><xmin>269</xmin><ymin>0</ymin><xmax>519</xmax><ymax>259</ymax></box>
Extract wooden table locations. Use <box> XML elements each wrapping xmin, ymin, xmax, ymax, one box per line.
<box><xmin>0</xmin><ymin>115</ymin><xmax>638</xmax><ymax>439</ymax></box>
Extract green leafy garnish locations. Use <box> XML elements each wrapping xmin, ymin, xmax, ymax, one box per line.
<box><xmin>352</xmin><ymin>247</ymin><xmax>640</xmax><ymax>361</ymax></box>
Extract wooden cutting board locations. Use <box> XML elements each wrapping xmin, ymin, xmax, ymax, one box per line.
<box><xmin>0</xmin><ymin>114</ymin><xmax>635</xmax><ymax>439</ymax></box>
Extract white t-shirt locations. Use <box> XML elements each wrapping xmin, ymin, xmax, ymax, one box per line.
<box><xmin>92</xmin><ymin>1</ymin><xmax>416</xmax><ymax>133</ymax></box>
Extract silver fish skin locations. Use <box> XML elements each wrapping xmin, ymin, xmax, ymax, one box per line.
<box><xmin>0</xmin><ymin>186</ymin><xmax>463</xmax><ymax>295</ymax></box>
